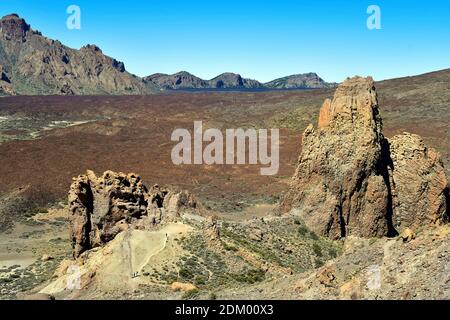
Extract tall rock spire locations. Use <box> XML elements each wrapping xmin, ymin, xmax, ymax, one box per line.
<box><xmin>279</xmin><ymin>76</ymin><xmax>448</xmax><ymax>239</ymax></box>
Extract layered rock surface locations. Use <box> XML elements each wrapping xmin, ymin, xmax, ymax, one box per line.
<box><xmin>69</xmin><ymin>170</ymin><xmax>199</xmax><ymax>258</ymax></box>
<box><xmin>389</xmin><ymin>133</ymin><xmax>449</xmax><ymax>229</ymax></box>
<box><xmin>280</xmin><ymin>77</ymin><xmax>448</xmax><ymax>239</ymax></box>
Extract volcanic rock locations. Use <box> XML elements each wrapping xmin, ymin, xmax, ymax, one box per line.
<box><xmin>280</xmin><ymin>76</ymin><xmax>448</xmax><ymax>239</ymax></box>
<box><xmin>280</xmin><ymin>77</ymin><xmax>392</xmax><ymax>239</ymax></box>
<box><xmin>388</xmin><ymin>133</ymin><xmax>449</xmax><ymax>230</ymax></box>
<box><xmin>0</xmin><ymin>14</ymin><xmax>30</xmax><ymax>42</ymax></box>
<box><xmin>144</xmin><ymin>71</ymin><xmax>209</xmax><ymax>90</ymax></box>
<box><xmin>265</xmin><ymin>72</ymin><xmax>336</xmax><ymax>89</ymax></box>
<box><xmin>208</xmin><ymin>72</ymin><xmax>263</xmax><ymax>89</ymax></box>
<box><xmin>69</xmin><ymin>170</ymin><xmax>199</xmax><ymax>258</ymax></box>
<box><xmin>203</xmin><ymin>215</ymin><xmax>221</xmax><ymax>245</ymax></box>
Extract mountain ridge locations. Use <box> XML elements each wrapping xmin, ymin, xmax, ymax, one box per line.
<box><xmin>0</xmin><ymin>14</ymin><xmax>335</xmax><ymax>95</ymax></box>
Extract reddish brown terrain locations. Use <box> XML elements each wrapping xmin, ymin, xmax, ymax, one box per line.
<box><xmin>0</xmin><ymin>69</ymin><xmax>449</xmax><ymax>217</ymax></box>
<box><xmin>0</xmin><ymin>69</ymin><xmax>449</xmax><ymax>213</ymax></box>
<box><xmin>0</xmin><ymin>70</ymin><xmax>449</xmax><ymax>300</ymax></box>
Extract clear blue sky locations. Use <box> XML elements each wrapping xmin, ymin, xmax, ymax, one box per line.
<box><xmin>1</xmin><ymin>0</ymin><xmax>449</xmax><ymax>83</ymax></box>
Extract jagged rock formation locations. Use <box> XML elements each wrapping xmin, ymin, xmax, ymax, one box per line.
<box><xmin>203</xmin><ymin>216</ymin><xmax>221</xmax><ymax>245</ymax></box>
<box><xmin>69</xmin><ymin>170</ymin><xmax>199</xmax><ymax>258</ymax></box>
<box><xmin>280</xmin><ymin>76</ymin><xmax>448</xmax><ymax>239</ymax></box>
<box><xmin>389</xmin><ymin>133</ymin><xmax>449</xmax><ymax>229</ymax></box>
<box><xmin>0</xmin><ymin>14</ymin><xmax>156</xmax><ymax>95</ymax></box>
<box><xmin>265</xmin><ymin>72</ymin><xmax>336</xmax><ymax>89</ymax></box>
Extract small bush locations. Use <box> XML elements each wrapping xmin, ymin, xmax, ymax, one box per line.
<box><xmin>232</xmin><ymin>268</ymin><xmax>265</xmax><ymax>284</ymax></box>
<box><xmin>37</xmin><ymin>207</ymin><xmax>49</xmax><ymax>214</ymax></box>
<box><xmin>312</xmin><ymin>243</ymin><xmax>323</xmax><ymax>257</ymax></box>
<box><xmin>209</xmin><ymin>292</ymin><xmax>217</xmax><ymax>300</ymax></box>
<box><xmin>179</xmin><ymin>267</ymin><xmax>194</xmax><ymax>279</ymax></box>
<box><xmin>194</xmin><ymin>275</ymin><xmax>207</xmax><ymax>286</ymax></box>
<box><xmin>298</xmin><ymin>226</ymin><xmax>308</xmax><ymax>236</ymax></box>
<box><xmin>309</xmin><ymin>231</ymin><xmax>319</xmax><ymax>241</ymax></box>
<box><xmin>182</xmin><ymin>289</ymin><xmax>200</xmax><ymax>300</ymax></box>
<box><xmin>223</xmin><ymin>243</ymin><xmax>238</xmax><ymax>252</ymax></box>
<box><xmin>315</xmin><ymin>258</ymin><xmax>324</xmax><ymax>268</ymax></box>
<box><xmin>328</xmin><ymin>247</ymin><xmax>338</xmax><ymax>258</ymax></box>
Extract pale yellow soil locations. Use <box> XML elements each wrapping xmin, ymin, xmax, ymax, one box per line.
<box><xmin>40</xmin><ymin>222</ymin><xmax>193</xmax><ymax>297</ymax></box>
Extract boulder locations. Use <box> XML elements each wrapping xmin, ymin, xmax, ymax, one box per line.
<box><xmin>203</xmin><ymin>215</ymin><xmax>220</xmax><ymax>245</ymax></box>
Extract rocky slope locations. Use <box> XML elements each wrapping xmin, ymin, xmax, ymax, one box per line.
<box><xmin>0</xmin><ymin>14</ymin><xmax>156</xmax><ymax>95</ymax></box>
<box><xmin>8</xmin><ymin>76</ymin><xmax>448</xmax><ymax>300</ymax></box>
<box><xmin>279</xmin><ymin>76</ymin><xmax>449</xmax><ymax>239</ymax></box>
<box><xmin>145</xmin><ymin>72</ymin><xmax>264</xmax><ymax>90</ymax></box>
<box><xmin>265</xmin><ymin>72</ymin><xmax>335</xmax><ymax>89</ymax></box>
<box><xmin>143</xmin><ymin>71</ymin><xmax>209</xmax><ymax>90</ymax></box>
<box><xmin>208</xmin><ymin>72</ymin><xmax>263</xmax><ymax>89</ymax></box>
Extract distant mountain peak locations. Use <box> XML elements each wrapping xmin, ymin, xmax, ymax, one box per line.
<box><xmin>0</xmin><ymin>13</ymin><xmax>31</xmax><ymax>41</ymax></box>
<box><xmin>265</xmin><ymin>72</ymin><xmax>335</xmax><ymax>89</ymax></box>
<box><xmin>0</xmin><ymin>13</ymin><xmax>155</xmax><ymax>95</ymax></box>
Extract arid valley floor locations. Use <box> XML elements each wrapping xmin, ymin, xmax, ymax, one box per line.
<box><xmin>0</xmin><ymin>69</ymin><xmax>449</xmax><ymax>300</ymax></box>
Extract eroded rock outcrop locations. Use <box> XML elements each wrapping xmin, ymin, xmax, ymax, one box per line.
<box><xmin>389</xmin><ymin>133</ymin><xmax>449</xmax><ymax>230</ymax></box>
<box><xmin>280</xmin><ymin>76</ymin><xmax>448</xmax><ymax>239</ymax></box>
<box><xmin>69</xmin><ymin>170</ymin><xmax>199</xmax><ymax>258</ymax></box>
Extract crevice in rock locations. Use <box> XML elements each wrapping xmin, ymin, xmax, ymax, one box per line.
<box><xmin>444</xmin><ymin>186</ymin><xmax>450</xmax><ymax>223</ymax></box>
<box><xmin>379</xmin><ymin>138</ymin><xmax>398</xmax><ymax>237</ymax></box>
<box><xmin>337</xmin><ymin>204</ymin><xmax>346</xmax><ymax>238</ymax></box>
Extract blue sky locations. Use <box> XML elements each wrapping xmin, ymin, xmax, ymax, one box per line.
<box><xmin>1</xmin><ymin>0</ymin><xmax>449</xmax><ymax>83</ymax></box>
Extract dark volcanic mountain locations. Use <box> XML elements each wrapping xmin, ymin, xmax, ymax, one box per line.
<box><xmin>0</xmin><ymin>14</ymin><xmax>156</xmax><ymax>95</ymax></box>
<box><xmin>144</xmin><ymin>71</ymin><xmax>334</xmax><ymax>91</ymax></box>
<box><xmin>145</xmin><ymin>72</ymin><xmax>264</xmax><ymax>90</ymax></box>
<box><xmin>265</xmin><ymin>72</ymin><xmax>335</xmax><ymax>89</ymax></box>
<box><xmin>144</xmin><ymin>71</ymin><xmax>209</xmax><ymax>90</ymax></box>
<box><xmin>208</xmin><ymin>72</ymin><xmax>263</xmax><ymax>89</ymax></box>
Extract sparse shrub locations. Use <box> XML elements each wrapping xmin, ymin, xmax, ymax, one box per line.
<box><xmin>315</xmin><ymin>258</ymin><xmax>324</xmax><ymax>268</ymax></box>
<box><xmin>328</xmin><ymin>247</ymin><xmax>337</xmax><ymax>258</ymax></box>
<box><xmin>298</xmin><ymin>226</ymin><xmax>308</xmax><ymax>236</ymax></box>
<box><xmin>309</xmin><ymin>231</ymin><xmax>319</xmax><ymax>241</ymax></box>
<box><xmin>37</xmin><ymin>207</ymin><xmax>49</xmax><ymax>214</ymax></box>
<box><xmin>182</xmin><ymin>288</ymin><xmax>200</xmax><ymax>300</ymax></box>
<box><xmin>194</xmin><ymin>275</ymin><xmax>207</xmax><ymax>286</ymax></box>
<box><xmin>223</xmin><ymin>242</ymin><xmax>238</xmax><ymax>252</ymax></box>
<box><xmin>232</xmin><ymin>268</ymin><xmax>265</xmax><ymax>284</ymax></box>
<box><xmin>209</xmin><ymin>292</ymin><xmax>217</xmax><ymax>300</ymax></box>
<box><xmin>312</xmin><ymin>243</ymin><xmax>323</xmax><ymax>257</ymax></box>
<box><xmin>179</xmin><ymin>267</ymin><xmax>194</xmax><ymax>280</ymax></box>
